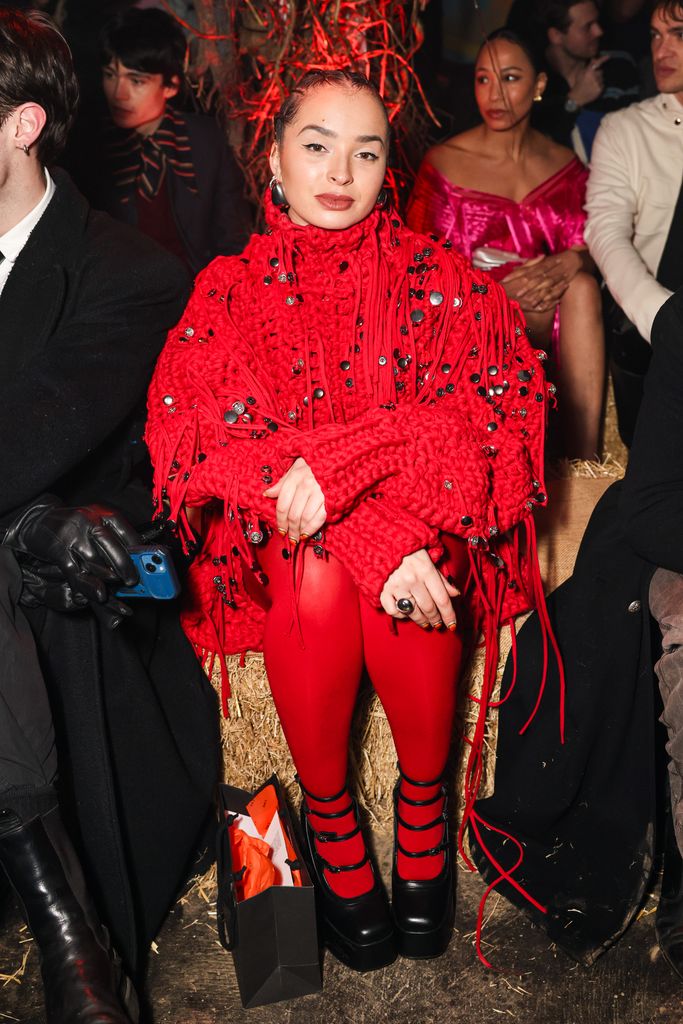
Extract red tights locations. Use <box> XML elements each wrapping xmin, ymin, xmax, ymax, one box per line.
<box><xmin>253</xmin><ymin>538</ymin><xmax>466</xmax><ymax>898</ymax></box>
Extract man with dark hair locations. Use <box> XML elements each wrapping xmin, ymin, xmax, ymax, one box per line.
<box><xmin>0</xmin><ymin>9</ymin><xmax>218</xmax><ymax>1023</ymax></box>
<box><xmin>586</xmin><ymin>0</ymin><xmax>683</xmax><ymax>444</ymax></box>
<box><xmin>507</xmin><ymin>0</ymin><xmax>639</xmax><ymax>159</ymax></box>
<box><xmin>77</xmin><ymin>6</ymin><xmax>252</xmax><ymax>274</ymax></box>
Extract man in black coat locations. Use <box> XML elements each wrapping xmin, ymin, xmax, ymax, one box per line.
<box><xmin>0</xmin><ymin>10</ymin><xmax>219</xmax><ymax>1023</ymax></box>
<box><xmin>74</xmin><ymin>6</ymin><xmax>252</xmax><ymax>276</ymax></box>
<box><xmin>620</xmin><ymin>287</ymin><xmax>683</xmax><ymax>976</ymax></box>
<box><xmin>469</xmin><ymin>288</ymin><xmax>683</xmax><ymax>976</ymax></box>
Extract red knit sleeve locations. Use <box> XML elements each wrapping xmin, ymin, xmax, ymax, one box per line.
<box><xmin>145</xmin><ymin>258</ymin><xmax>295</xmax><ymax>536</ymax></box>
<box><xmin>290</xmin><ymin>271</ymin><xmax>548</xmax><ymax>544</ymax></box>
<box><xmin>323</xmin><ymin>497</ymin><xmax>442</xmax><ymax>605</ymax></box>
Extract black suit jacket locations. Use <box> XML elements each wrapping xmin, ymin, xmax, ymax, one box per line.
<box><xmin>80</xmin><ymin>111</ymin><xmax>253</xmax><ymax>274</ymax></box>
<box><xmin>0</xmin><ymin>168</ymin><xmax>188</xmax><ymax>522</ymax></box>
<box><xmin>1</xmin><ymin>171</ymin><xmax>219</xmax><ymax>975</ymax></box>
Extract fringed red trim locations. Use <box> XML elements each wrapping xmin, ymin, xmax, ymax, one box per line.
<box><xmin>457</xmin><ymin>517</ymin><xmax>564</xmax><ymax>968</ymax></box>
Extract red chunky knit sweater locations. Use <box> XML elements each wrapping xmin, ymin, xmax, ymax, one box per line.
<box><xmin>146</xmin><ymin>194</ymin><xmax>551</xmax><ymax>670</ymax></box>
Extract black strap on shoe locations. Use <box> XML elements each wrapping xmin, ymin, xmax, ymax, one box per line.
<box><xmin>316</xmin><ymin>850</ymin><xmax>371</xmax><ymax>874</ymax></box>
<box><xmin>395</xmin><ymin>837</ymin><xmax>449</xmax><ymax>859</ymax></box>
<box><xmin>297</xmin><ymin>774</ymin><xmax>356</xmax><ymax>821</ymax></box>
<box><xmin>394</xmin><ymin>763</ymin><xmax>449</xmax><ymax>859</ymax></box>
<box><xmin>302</xmin><ymin>798</ymin><xmax>355</xmax><ymax>820</ymax></box>
<box><xmin>396</xmin><ymin>764</ymin><xmax>447</xmax><ymax>807</ymax></box>
<box><xmin>314</xmin><ymin>821</ymin><xmax>363</xmax><ymax>843</ymax></box>
<box><xmin>395</xmin><ymin>809</ymin><xmax>447</xmax><ymax>833</ymax></box>
<box><xmin>296</xmin><ymin>775</ymin><xmax>348</xmax><ymax>803</ymax></box>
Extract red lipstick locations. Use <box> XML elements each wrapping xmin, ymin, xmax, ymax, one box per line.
<box><xmin>315</xmin><ymin>193</ymin><xmax>354</xmax><ymax>210</ymax></box>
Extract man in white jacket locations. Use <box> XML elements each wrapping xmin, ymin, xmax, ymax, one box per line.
<box><xmin>585</xmin><ymin>0</ymin><xmax>683</xmax><ymax>442</ymax></box>
<box><xmin>586</xmin><ymin>0</ymin><xmax>683</xmax><ymax>342</ymax></box>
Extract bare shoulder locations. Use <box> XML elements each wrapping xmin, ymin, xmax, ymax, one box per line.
<box><xmin>423</xmin><ymin>128</ymin><xmax>485</xmax><ymax>184</ymax></box>
<box><xmin>529</xmin><ymin>132</ymin><xmax>579</xmax><ymax>177</ymax></box>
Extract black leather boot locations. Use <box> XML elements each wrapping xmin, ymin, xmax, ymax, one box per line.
<box><xmin>391</xmin><ymin>768</ymin><xmax>455</xmax><ymax>959</ymax></box>
<box><xmin>298</xmin><ymin>779</ymin><xmax>397</xmax><ymax>972</ymax></box>
<box><xmin>656</xmin><ymin>809</ymin><xmax>683</xmax><ymax>979</ymax></box>
<box><xmin>0</xmin><ymin>805</ymin><xmax>138</xmax><ymax>1023</ymax></box>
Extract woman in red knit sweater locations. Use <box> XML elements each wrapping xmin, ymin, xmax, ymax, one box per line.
<box><xmin>145</xmin><ymin>70</ymin><xmax>551</xmax><ymax>972</ymax></box>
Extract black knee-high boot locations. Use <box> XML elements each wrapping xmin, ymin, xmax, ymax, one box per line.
<box><xmin>656</xmin><ymin>808</ymin><xmax>683</xmax><ymax>979</ymax></box>
<box><xmin>0</xmin><ymin>804</ymin><xmax>138</xmax><ymax>1023</ymax></box>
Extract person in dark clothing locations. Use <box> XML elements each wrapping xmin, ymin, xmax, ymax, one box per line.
<box><xmin>76</xmin><ymin>6</ymin><xmax>252</xmax><ymax>275</ymax></box>
<box><xmin>0</xmin><ymin>10</ymin><xmax>219</xmax><ymax>1022</ymax></box>
<box><xmin>507</xmin><ymin>0</ymin><xmax>639</xmax><ymax>159</ymax></box>
<box><xmin>469</xmin><ymin>287</ymin><xmax>683</xmax><ymax>978</ymax></box>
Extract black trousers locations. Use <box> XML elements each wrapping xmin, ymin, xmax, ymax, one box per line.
<box><xmin>0</xmin><ymin>547</ymin><xmax>58</xmax><ymax>799</ymax></box>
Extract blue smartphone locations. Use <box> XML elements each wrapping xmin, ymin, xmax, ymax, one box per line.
<box><xmin>115</xmin><ymin>545</ymin><xmax>180</xmax><ymax>600</ymax></box>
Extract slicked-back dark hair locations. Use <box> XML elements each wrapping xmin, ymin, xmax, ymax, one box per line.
<box><xmin>273</xmin><ymin>68</ymin><xmax>390</xmax><ymax>145</ymax></box>
<box><xmin>100</xmin><ymin>8</ymin><xmax>187</xmax><ymax>86</ymax></box>
<box><xmin>0</xmin><ymin>8</ymin><xmax>78</xmax><ymax>166</ymax></box>
<box><xmin>477</xmin><ymin>27</ymin><xmax>543</xmax><ymax>74</ymax></box>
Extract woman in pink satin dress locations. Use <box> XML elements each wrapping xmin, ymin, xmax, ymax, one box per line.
<box><xmin>407</xmin><ymin>28</ymin><xmax>605</xmax><ymax>460</ymax></box>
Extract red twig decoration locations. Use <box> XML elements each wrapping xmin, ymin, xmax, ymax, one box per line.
<box><xmin>183</xmin><ymin>0</ymin><xmax>434</xmax><ymax>212</ymax></box>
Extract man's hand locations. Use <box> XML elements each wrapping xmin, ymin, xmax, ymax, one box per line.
<box><xmin>263</xmin><ymin>458</ymin><xmax>326</xmax><ymax>543</ymax></box>
<box><xmin>3</xmin><ymin>499</ymin><xmax>140</xmax><ymax>626</ymax></box>
<box><xmin>380</xmin><ymin>549</ymin><xmax>459</xmax><ymax>629</ymax></box>
<box><xmin>568</xmin><ymin>55</ymin><xmax>609</xmax><ymax>107</ymax></box>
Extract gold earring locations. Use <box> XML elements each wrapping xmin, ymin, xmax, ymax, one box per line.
<box><xmin>533</xmin><ymin>93</ymin><xmax>543</xmax><ymax>103</ymax></box>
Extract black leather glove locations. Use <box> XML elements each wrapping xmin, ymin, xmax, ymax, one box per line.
<box><xmin>3</xmin><ymin>498</ymin><xmax>140</xmax><ymax>628</ymax></box>
<box><xmin>19</xmin><ymin>563</ymin><xmax>90</xmax><ymax>613</ymax></box>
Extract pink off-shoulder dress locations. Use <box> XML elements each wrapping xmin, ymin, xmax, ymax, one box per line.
<box><xmin>406</xmin><ymin>156</ymin><xmax>589</xmax><ymax>356</ymax></box>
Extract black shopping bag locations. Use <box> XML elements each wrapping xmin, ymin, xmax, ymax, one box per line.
<box><xmin>216</xmin><ymin>774</ymin><xmax>321</xmax><ymax>1008</ymax></box>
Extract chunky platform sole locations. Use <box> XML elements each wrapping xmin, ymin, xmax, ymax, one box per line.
<box><xmin>297</xmin><ymin>794</ymin><xmax>397</xmax><ymax>974</ymax></box>
<box><xmin>395</xmin><ymin>909</ymin><xmax>454</xmax><ymax>960</ymax></box>
<box><xmin>323</xmin><ymin>915</ymin><xmax>398</xmax><ymax>972</ymax></box>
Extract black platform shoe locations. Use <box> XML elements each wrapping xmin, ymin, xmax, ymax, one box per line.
<box><xmin>0</xmin><ymin>806</ymin><xmax>138</xmax><ymax>1023</ymax></box>
<box><xmin>298</xmin><ymin>780</ymin><xmax>397</xmax><ymax>973</ymax></box>
<box><xmin>656</xmin><ymin>810</ymin><xmax>683</xmax><ymax>979</ymax></box>
<box><xmin>391</xmin><ymin>768</ymin><xmax>455</xmax><ymax>959</ymax></box>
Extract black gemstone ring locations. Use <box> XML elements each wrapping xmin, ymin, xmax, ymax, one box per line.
<box><xmin>396</xmin><ymin>597</ymin><xmax>415</xmax><ymax>615</ymax></box>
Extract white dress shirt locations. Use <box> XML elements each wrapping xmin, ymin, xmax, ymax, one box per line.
<box><xmin>585</xmin><ymin>93</ymin><xmax>683</xmax><ymax>342</ymax></box>
<box><xmin>0</xmin><ymin>169</ymin><xmax>56</xmax><ymax>296</ymax></box>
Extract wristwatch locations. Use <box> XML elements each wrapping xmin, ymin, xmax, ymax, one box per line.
<box><xmin>564</xmin><ymin>97</ymin><xmax>579</xmax><ymax>114</ymax></box>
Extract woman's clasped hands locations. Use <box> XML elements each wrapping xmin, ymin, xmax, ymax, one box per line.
<box><xmin>502</xmin><ymin>249</ymin><xmax>583</xmax><ymax>312</ymax></box>
<box><xmin>265</xmin><ymin>462</ymin><xmax>458</xmax><ymax>630</ymax></box>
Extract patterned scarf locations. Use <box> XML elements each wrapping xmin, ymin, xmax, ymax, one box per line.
<box><xmin>105</xmin><ymin>106</ymin><xmax>199</xmax><ymax>201</ymax></box>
